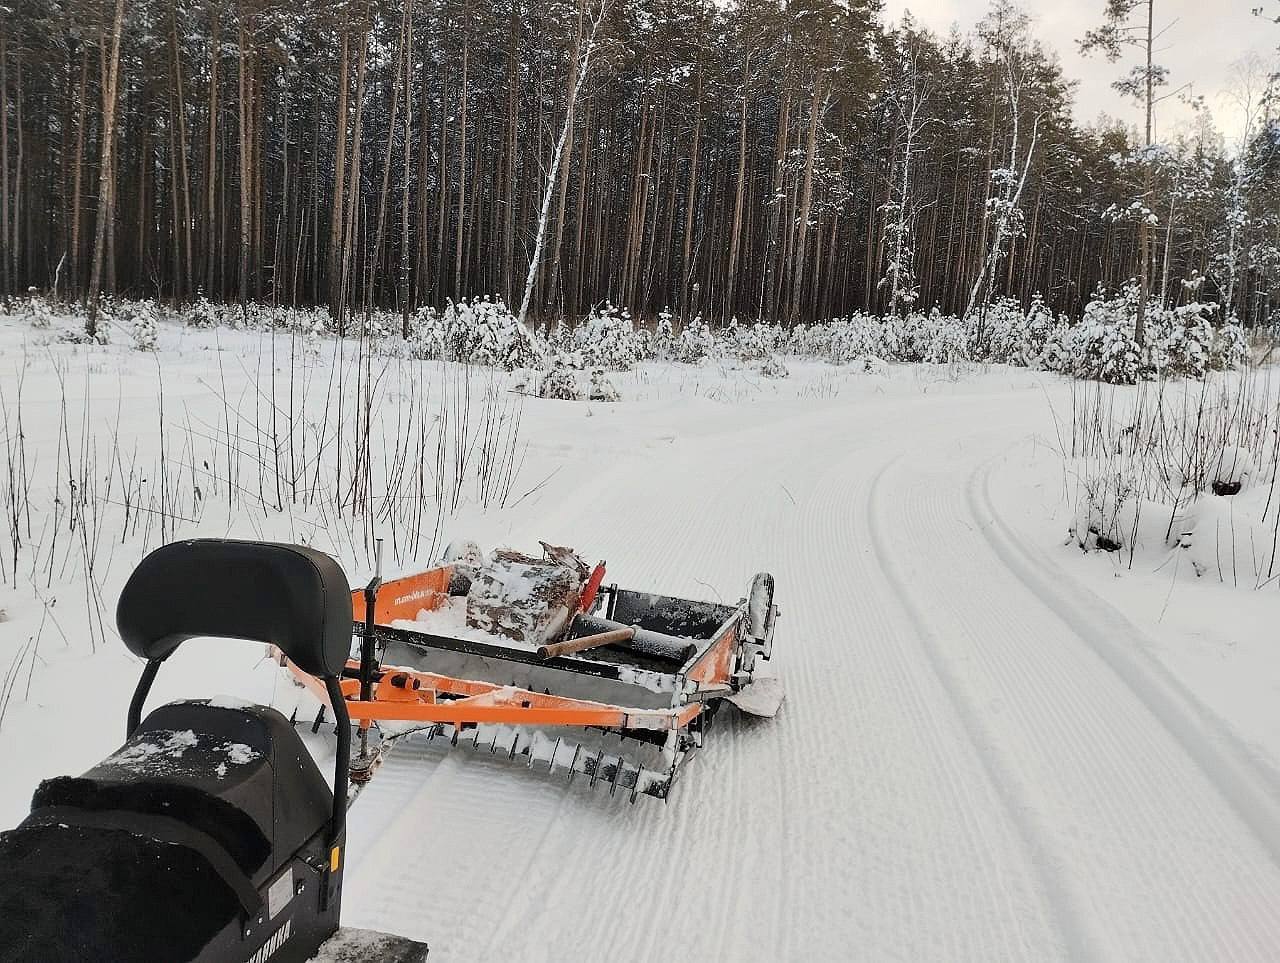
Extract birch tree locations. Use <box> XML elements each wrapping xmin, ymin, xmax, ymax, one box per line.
<box><xmin>965</xmin><ymin>1</ymin><xmax>1040</xmax><ymax>325</ymax></box>
<box><xmin>879</xmin><ymin>23</ymin><xmax>932</xmax><ymax>315</ymax></box>
<box><xmin>517</xmin><ymin>0</ymin><xmax>609</xmax><ymax>329</ymax></box>
<box><xmin>1211</xmin><ymin>55</ymin><xmax>1274</xmax><ymax>319</ymax></box>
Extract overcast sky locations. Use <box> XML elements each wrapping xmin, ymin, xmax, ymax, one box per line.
<box><xmin>881</xmin><ymin>0</ymin><xmax>1278</xmax><ymax>146</ymax></box>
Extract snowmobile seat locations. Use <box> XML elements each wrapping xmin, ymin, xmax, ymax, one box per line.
<box><xmin>27</xmin><ymin>699</ymin><xmax>331</xmax><ymax>882</ymax></box>
<box><xmin>0</xmin><ymin>810</ymin><xmax>245</xmax><ymax>961</ymax></box>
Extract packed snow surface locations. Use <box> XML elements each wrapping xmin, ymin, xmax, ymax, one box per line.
<box><xmin>0</xmin><ymin>320</ymin><xmax>1275</xmax><ymax>961</ymax></box>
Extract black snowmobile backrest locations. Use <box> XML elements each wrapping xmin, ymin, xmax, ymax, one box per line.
<box><xmin>117</xmin><ymin>539</ymin><xmax>353</xmax><ymax>843</ymax></box>
<box><xmin>118</xmin><ymin>538</ymin><xmax>352</xmax><ymax>677</ymax></box>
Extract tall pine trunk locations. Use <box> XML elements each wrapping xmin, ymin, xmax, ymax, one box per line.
<box><xmin>87</xmin><ymin>1</ymin><xmax>126</xmax><ymax>334</ymax></box>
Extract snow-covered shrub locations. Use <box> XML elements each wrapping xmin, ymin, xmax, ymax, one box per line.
<box><xmin>900</xmin><ymin>308</ymin><xmax>967</xmax><ymax>364</ymax></box>
<box><xmin>759</xmin><ymin>355</ymin><xmax>790</xmax><ymax>379</ymax></box>
<box><xmin>543</xmin><ymin>319</ymin><xmax>574</xmax><ymax>356</ymax></box>
<box><xmin>127</xmin><ymin>302</ymin><xmax>160</xmax><ymax>351</ymax></box>
<box><xmin>794</xmin><ymin>314</ymin><xmax>887</xmax><ymax>365</ymax></box>
<box><xmin>432</xmin><ymin>296</ymin><xmax>544</xmax><ymax>370</ymax></box>
<box><xmin>573</xmin><ymin>303</ymin><xmax>640</xmax><ymax>371</ymax></box>
<box><xmin>1075</xmin><ymin>322</ymin><xmax>1142</xmax><ymax>385</ymax></box>
<box><xmin>407</xmin><ymin>306</ymin><xmax>442</xmax><ymax>359</ymax></box>
<box><xmin>1069</xmin><ymin>287</ymin><xmax>1143</xmax><ymax>384</ymax></box>
<box><xmin>1155</xmin><ymin>301</ymin><xmax>1215</xmax><ymax>379</ymax></box>
<box><xmin>21</xmin><ymin>290</ymin><xmax>56</xmax><ymax>329</ymax></box>
<box><xmin>538</xmin><ymin>364</ymin><xmax>581</xmax><ymax>401</ymax></box>
<box><xmin>652</xmin><ymin>308</ymin><xmax>677</xmax><ymax>360</ymax></box>
<box><xmin>631</xmin><ymin>325</ymin><xmax>656</xmax><ymax>362</ymax></box>
<box><xmin>1070</xmin><ymin>472</ymin><xmax>1141</xmax><ymax>552</ymax></box>
<box><xmin>976</xmin><ymin>297</ymin><xmax>1028</xmax><ymax>364</ymax></box>
<box><xmin>733</xmin><ymin>322</ymin><xmax>786</xmax><ymax>361</ymax></box>
<box><xmin>674</xmin><ymin>315</ymin><xmax>714</xmax><ymax>363</ymax></box>
<box><xmin>785</xmin><ymin>322</ymin><xmax>821</xmax><ymax>359</ymax></box>
<box><xmin>1019</xmin><ymin>295</ymin><xmax>1058</xmax><ymax>367</ymax></box>
<box><xmin>1036</xmin><ymin>322</ymin><xmax>1073</xmax><ymax>373</ymax></box>
<box><xmin>1209</xmin><ymin>321</ymin><xmax>1250</xmax><ymax>371</ymax></box>
<box><xmin>186</xmin><ymin>294</ymin><xmax>221</xmax><ymax>328</ymax></box>
<box><xmin>305</xmin><ymin>316</ymin><xmax>326</xmax><ymax>358</ymax></box>
<box><xmin>588</xmin><ymin>369</ymin><xmax>621</xmax><ymax>401</ymax></box>
<box><xmin>974</xmin><ymin>295</ymin><xmax>1056</xmax><ymax>367</ymax></box>
<box><xmin>1064</xmin><ymin>284</ymin><xmax>1235</xmax><ymax>384</ymax></box>
<box><xmin>362</xmin><ymin>309</ymin><xmax>401</xmax><ymax>341</ymax></box>
<box><xmin>498</xmin><ymin>322</ymin><xmax>545</xmax><ymax>371</ymax></box>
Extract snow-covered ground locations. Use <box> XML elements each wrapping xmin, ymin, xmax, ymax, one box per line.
<box><xmin>0</xmin><ymin>317</ymin><xmax>1276</xmax><ymax>961</ymax></box>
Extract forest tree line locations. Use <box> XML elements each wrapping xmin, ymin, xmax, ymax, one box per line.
<box><xmin>0</xmin><ymin>0</ymin><xmax>1277</xmax><ymax>331</ymax></box>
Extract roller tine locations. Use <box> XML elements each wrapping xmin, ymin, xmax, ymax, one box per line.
<box><xmin>609</xmin><ymin>758</ymin><xmax>624</xmax><ymax>797</ymax></box>
<box><xmin>510</xmin><ymin>732</ymin><xmax>521</xmax><ymax>761</ymax></box>
<box><xmin>311</xmin><ymin>705</ymin><xmax>327</xmax><ymax>734</ymax></box>
<box><xmin>550</xmin><ymin>737</ymin><xmax>563</xmax><ymax>773</ymax></box>
<box><xmin>451</xmin><ymin>726</ymin><xmax>460</xmax><ymax>747</ymax></box>
<box><xmin>589</xmin><ymin>748</ymin><xmax>605</xmax><ymax>789</ymax></box>
<box><xmin>490</xmin><ymin>728</ymin><xmax>500</xmax><ymax>754</ymax></box>
<box><xmin>567</xmin><ymin>742</ymin><xmax>582</xmax><ymax>783</ymax></box>
<box><xmin>472</xmin><ymin>727</ymin><xmax>483</xmax><ymax>750</ymax></box>
<box><xmin>288</xmin><ymin>708</ymin><xmax>298</xmax><ymax>726</ymax></box>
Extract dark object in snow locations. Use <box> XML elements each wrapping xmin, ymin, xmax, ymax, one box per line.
<box><xmin>1211</xmin><ymin>480</ymin><xmax>1242</xmax><ymax>497</ymax></box>
<box><xmin>1095</xmin><ymin>534</ymin><xmax>1123</xmax><ymax>553</ymax></box>
<box><xmin>0</xmin><ymin>539</ymin><xmax>429</xmax><ymax>962</ymax></box>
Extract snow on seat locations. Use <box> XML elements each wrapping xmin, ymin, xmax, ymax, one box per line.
<box><xmin>33</xmin><ymin>700</ymin><xmax>330</xmax><ymax>882</ymax></box>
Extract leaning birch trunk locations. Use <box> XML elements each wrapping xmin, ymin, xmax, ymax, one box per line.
<box><xmin>517</xmin><ymin>0</ymin><xmax>607</xmax><ymax>330</ymax></box>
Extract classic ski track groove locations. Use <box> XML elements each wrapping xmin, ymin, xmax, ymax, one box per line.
<box><xmin>864</xmin><ymin>454</ymin><xmax>1086</xmax><ymax>961</ymax></box>
<box><xmin>971</xmin><ymin>456</ymin><xmax>1280</xmax><ymax>864</ymax></box>
<box><xmin>866</xmin><ymin>443</ymin><xmax>1280</xmax><ymax>959</ymax></box>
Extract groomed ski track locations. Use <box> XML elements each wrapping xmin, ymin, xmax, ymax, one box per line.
<box><xmin>340</xmin><ymin>389</ymin><xmax>1280</xmax><ymax>962</ymax></box>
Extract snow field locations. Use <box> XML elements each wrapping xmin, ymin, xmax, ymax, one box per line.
<box><xmin>0</xmin><ymin>315</ymin><xmax>1276</xmax><ymax>960</ymax></box>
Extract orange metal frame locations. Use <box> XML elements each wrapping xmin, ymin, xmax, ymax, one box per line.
<box><xmin>351</xmin><ymin>568</ymin><xmax>452</xmax><ymax>624</ymax></box>
<box><xmin>281</xmin><ymin>563</ymin><xmax>744</xmax><ymax>737</ymax></box>
<box><xmin>287</xmin><ymin>658</ymin><xmax>704</xmax><ymax>731</ymax></box>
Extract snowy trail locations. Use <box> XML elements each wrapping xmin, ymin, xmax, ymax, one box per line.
<box><xmin>341</xmin><ymin>390</ymin><xmax>1280</xmax><ymax>962</ymax></box>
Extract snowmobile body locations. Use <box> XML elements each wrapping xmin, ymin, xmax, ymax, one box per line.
<box><xmin>0</xmin><ymin>540</ymin><xmax>428</xmax><ymax>963</ymax></box>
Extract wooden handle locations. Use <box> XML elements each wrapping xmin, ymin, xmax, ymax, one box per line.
<box><xmin>537</xmin><ymin>627</ymin><xmax>635</xmax><ymax>660</ymax></box>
